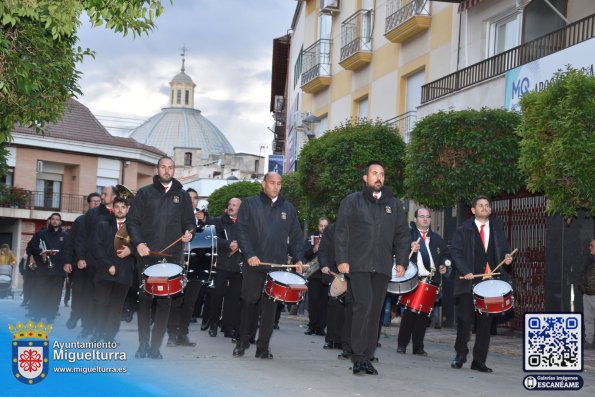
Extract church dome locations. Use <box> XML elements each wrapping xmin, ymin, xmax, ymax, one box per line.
<box><xmin>129</xmin><ymin>51</ymin><xmax>235</xmax><ymax>160</ymax></box>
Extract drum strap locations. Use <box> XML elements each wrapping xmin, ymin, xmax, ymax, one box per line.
<box><xmin>418</xmin><ymin>239</ymin><xmax>432</xmax><ymax>273</ymax></box>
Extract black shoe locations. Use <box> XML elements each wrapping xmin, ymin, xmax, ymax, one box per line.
<box><xmin>122</xmin><ymin>309</ymin><xmax>133</xmax><ymax>323</ymax></box>
<box><xmin>470</xmin><ymin>361</ymin><xmax>493</xmax><ymax>373</ymax></box>
<box><xmin>66</xmin><ymin>317</ymin><xmax>77</xmax><ymax>330</ymax></box>
<box><xmin>451</xmin><ymin>354</ymin><xmax>467</xmax><ymax>369</ymax></box>
<box><xmin>377</xmin><ymin>342</ymin><xmax>382</xmax><ymax>347</ymax></box>
<box><xmin>177</xmin><ymin>335</ymin><xmax>196</xmax><ymax>346</ymax></box>
<box><xmin>323</xmin><ymin>341</ymin><xmax>335</xmax><ymax>350</ymax></box>
<box><xmin>397</xmin><ymin>346</ymin><xmax>406</xmax><ymax>354</ymax></box>
<box><xmin>352</xmin><ymin>361</ymin><xmax>366</xmax><ymax>375</ymax></box>
<box><xmin>233</xmin><ymin>341</ymin><xmax>249</xmax><ymax>357</ymax></box>
<box><xmin>148</xmin><ymin>349</ymin><xmax>163</xmax><ymax>359</ymax></box>
<box><xmin>369</xmin><ymin>356</ymin><xmax>379</xmax><ymax>363</ymax></box>
<box><xmin>166</xmin><ymin>336</ymin><xmax>178</xmax><ymax>347</ymax></box>
<box><xmin>334</xmin><ymin>342</ymin><xmax>343</xmax><ymax>350</ymax></box>
<box><xmin>208</xmin><ymin>326</ymin><xmax>217</xmax><ymax>337</ymax></box>
<box><xmin>135</xmin><ymin>344</ymin><xmax>148</xmax><ymax>359</ymax></box>
<box><xmin>249</xmin><ymin>337</ymin><xmax>256</xmax><ymax>344</ymax></box>
<box><xmin>338</xmin><ymin>352</ymin><xmax>351</xmax><ymax>360</ymax></box>
<box><xmin>255</xmin><ymin>348</ymin><xmax>273</xmax><ymax>359</ymax></box>
<box><xmin>314</xmin><ymin>330</ymin><xmax>326</xmax><ymax>336</ymax></box>
<box><xmin>200</xmin><ymin>320</ymin><xmax>210</xmax><ymax>331</ymax></box>
<box><xmin>413</xmin><ymin>350</ymin><xmax>428</xmax><ymax>357</ymax></box>
<box><xmin>304</xmin><ymin>328</ymin><xmax>315</xmax><ymax>335</ymax></box>
<box><xmin>364</xmin><ymin>360</ymin><xmax>378</xmax><ymax>375</ymax></box>
<box><xmin>273</xmin><ymin>324</ymin><xmax>280</xmax><ymax>330</ymax></box>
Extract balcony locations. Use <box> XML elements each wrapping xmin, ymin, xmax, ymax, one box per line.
<box><xmin>301</xmin><ymin>39</ymin><xmax>332</xmax><ymax>94</ymax></box>
<box><xmin>385</xmin><ymin>0</ymin><xmax>431</xmax><ymax>44</ymax></box>
<box><xmin>0</xmin><ymin>185</ymin><xmax>87</xmax><ymax>214</ymax></box>
<box><xmin>339</xmin><ymin>10</ymin><xmax>373</xmax><ymax>71</ymax></box>
<box><xmin>421</xmin><ymin>13</ymin><xmax>595</xmax><ymax>104</ymax></box>
<box><xmin>385</xmin><ymin>110</ymin><xmax>417</xmax><ymax>143</ymax></box>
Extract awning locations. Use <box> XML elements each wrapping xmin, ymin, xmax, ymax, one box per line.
<box><xmin>458</xmin><ymin>0</ymin><xmax>483</xmax><ymax>13</ymax></box>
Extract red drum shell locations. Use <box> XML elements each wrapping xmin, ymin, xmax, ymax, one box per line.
<box><xmin>264</xmin><ymin>271</ymin><xmax>308</xmax><ymax>303</ymax></box>
<box><xmin>398</xmin><ymin>279</ymin><xmax>440</xmax><ymax>316</ymax></box>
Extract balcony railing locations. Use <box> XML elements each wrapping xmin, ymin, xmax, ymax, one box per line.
<box><xmin>385</xmin><ymin>110</ymin><xmax>417</xmax><ymax>143</ymax></box>
<box><xmin>421</xmin><ymin>13</ymin><xmax>595</xmax><ymax>104</ymax></box>
<box><xmin>0</xmin><ymin>185</ymin><xmax>87</xmax><ymax>214</ymax></box>
<box><xmin>301</xmin><ymin>39</ymin><xmax>332</xmax><ymax>87</ymax></box>
<box><xmin>340</xmin><ymin>9</ymin><xmax>373</xmax><ymax>63</ymax></box>
<box><xmin>385</xmin><ymin>0</ymin><xmax>430</xmax><ymax>34</ymax></box>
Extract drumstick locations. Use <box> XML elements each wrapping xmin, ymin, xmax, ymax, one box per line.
<box><xmin>148</xmin><ymin>251</ymin><xmax>174</xmax><ymax>257</ymax></box>
<box><xmin>489</xmin><ymin>248</ymin><xmax>518</xmax><ymax>275</ymax></box>
<box><xmin>329</xmin><ymin>271</ymin><xmax>346</xmax><ymax>280</ymax></box>
<box><xmin>157</xmin><ymin>233</ymin><xmax>186</xmax><ymax>254</ymax></box>
<box><xmin>408</xmin><ymin>238</ymin><xmax>421</xmax><ymax>259</ymax></box>
<box><xmin>458</xmin><ymin>272</ymin><xmax>501</xmax><ymax>279</ymax></box>
<box><xmin>259</xmin><ymin>262</ymin><xmax>310</xmax><ymax>268</ymax></box>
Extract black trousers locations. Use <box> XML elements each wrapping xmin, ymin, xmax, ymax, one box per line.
<box><xmin>306</xmin><ymin>277</ymin><xmax>328</xmax><ymax>332</ymax></box>
<box><xmin>94</xmin><ymin>281</ymin><xmax>129</xmax><ymax>341</ymax></box>
<box><xmin>397</xmin><ymin>309</ymin><xmax>430</xmax><ymax>352</ymax></box>
<box><xmin>454</xmin><ymin>293</ymin><xmax>493</xmax><ymax>363</ymax></box>
<box><xmin>22</xmin><ymin>269</ymin><xmax>35</xmax><ymax>304</ymax></box>
<box><xmin>70</xmin><ymin>266</ymin><xmax>96</xmax><ymax>332</ymax></box>
<box><xmin>209</xmin><ymin>270</ymin><xmax>242</xmax><ymax>333</ymax></box>
<box><xmin>192</xmin><ymin>281</ymin><xmax>212</xmax><ymax>321</ymax></box>
<box><xmin>348</xmin><ymin>272</ymin><xmax>388</xmax><ymax>362</ymax></box>
<box><xmin>238</xmin><ymin>270</ymin><xmax>276</xmax><ymax>350</ymax></box>
<box><xmin>168</xmin><ymin>280</ymin><xmax>203</xmax><ymax>337</ymax></box>
<box><xmin>326</xmin><ymin>297</ymin><xmax>344</xmax><ymax>344</ymax></box>
<box><xmin>30</xmin><ymin>273</ymin><xmax>64</xmax><ymax>321</ymax></box>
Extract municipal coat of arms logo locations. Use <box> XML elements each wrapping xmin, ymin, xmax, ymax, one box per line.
<box><xmin>8</xmin><ymin>320</ymin><xmax>53</xmax><ymax>385</ymax></box>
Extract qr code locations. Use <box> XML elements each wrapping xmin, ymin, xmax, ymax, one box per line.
<box><xmin>524</xmin><ymin>313</ymin><xmax>582</xmax><ymax>371</ymax></box>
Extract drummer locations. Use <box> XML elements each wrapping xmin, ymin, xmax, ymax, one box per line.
<box><xmin>233</xmin><ymin>171</ymin><xmax>304</xmax><ymax>359</ymax></box>
<box><xmin>450</xmin><ymin>195</ymin><xmax>513</xmax><ymax>373</ymax></box>
<box><xmin>127</xmin><ymin>156</ymin><xmax>196</xmax><ymax>359</ymax></box>
<box><xmin>397</xmin><ymin>208</ymin><xmax>450</xmax><ymax>356</ymax></box>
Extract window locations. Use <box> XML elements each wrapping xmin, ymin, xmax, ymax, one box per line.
<box><xmin>171</xmin><ymin>91</ymin><xmax>174</xmax><ymax>105</ymax></box>
<box><xmin>185</xmin><ymin>90</ymin><xmax>189</xmax><ymax>105</ymax></box>
<box><xmin>176</xmin><ymin>90</ymin><xmax>181</xmax><ymax>104</ymax></box>
<box><xmin>184</xmin><ymin>152</ymin><xmax>192</xmax><ymax>166</ymax></box>
<box><xmin>0</xmin><ymin>168</ymin><xmax>14</xmax><ymax>186</ymax></box>
<box><xmin>35</xmin><ymin>179</ymin><xmax>61</xmax><ymax>209</ymax></box>
<box><xmin>357</xmin><ymin>97</ymin><xmax>369</xmax><ymax>120</ymax></box>
<box><xmin>488</xmin><ymin>12</ymin><xmax>522</xmax><ymax>57</ymax></box>
<box><xmin>294</xmin><ymin>46</ymin><xmax>303</xmax><ymax>88</ymax></box>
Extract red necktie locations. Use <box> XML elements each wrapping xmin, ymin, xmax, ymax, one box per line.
<box><xmin>421</xmin><ymin>230</ymin><xmax>427</xmax><ymax>243</ymax></box>
<box><xmin>117</xmin><ymin>221</ymin><xmax>123</xmax><ymax>230</ymax></box>
<box><xmin>232</xmin><ymin>218</ymin><xmax>237</xmax><ymax>223</ymax></box>
<box><xmin>479</xmin><ymin>224</ymin><xmax>486</xmax><ymax>251</ymax></box>
<box><xmin>373</xmin><ymin>193</ymin><xmax>379</xmax><ymax>200</ymax></box>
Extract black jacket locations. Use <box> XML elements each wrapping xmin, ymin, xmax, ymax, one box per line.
<box><xmin>83</xmin><ymin>204</ymin><xmax>114</xmax><ymax>268</ymax></box>
<box><xmin>28</xmin><ymin>226</ymin><xmax>70</xmax><ymax>277</ymax></box>
<box><xmin>206</xmin><ymin>214</ymin><xmax>243</xmax><ymax>273</ymax></box>
<box><xmin>303</xmin><ymin>233</ymin><xmax>322</xmax><ymax>279</ymax></box>
<box><xmin>92</xmin><ymin>217</ymin><xmax>135</xmax><ymax>286</ymax></box>
<box><xmin>335</xmin><ymin>186</ymin><xmax>410</xmax><ymax>278</ymax></box>
<box><xmin>318</xmin><ymin>222</ymin><xmax>336</xmax><ymax>285</ymax></box>
<box><xmin>68</xmin><ymin>214</ymin><xmax>86</xmax><ymax>264</ymax></box>
<box><xmin>410</xmin><ymin>225</ymin><xmax>451</xmax><ymax>284</ymax></box>
<box><xmin>237</xmin><ymin>191</ymin><xmax>304</xmax><ymax>269</ymax></box>
<box><xmin>127</xmin><ymin>176</ymin><xmax>196</xmax><ymax>260</ymax></box>
<box><xmin>450</xmin><ymin>216</ymin><xmax>512</xmax><ymax>296</ymax></box>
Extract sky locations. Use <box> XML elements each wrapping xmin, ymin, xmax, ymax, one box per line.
<box><xmin>75</xmin><ymin>0</ymin><xmax>297</xmax><ymax>156</ymax></box>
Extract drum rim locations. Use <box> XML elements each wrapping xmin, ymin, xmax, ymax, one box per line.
<box><xmin>143</xmin><ymin>263</ymin><xmax>183</xmax><ymax>277</ymax></box>
<box><xmin>268</xmin><ymin>270</ymin><xmax>306</xmax><ymax>286</ymax></box>
<box><xmin>472</xmin><ymin>279</ymin><xmax>512</xmax><ymax>295</ymax></box>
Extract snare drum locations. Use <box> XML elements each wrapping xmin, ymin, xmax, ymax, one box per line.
<box><xmin>329</xmin><ymin>276</ymin><xmax>347</xmax><ymax>302</ymax></box>
<box><xmin>264</xmin><ymin>271</ymin><xmax>308</xmax><ymax>303</ymax></box>
<box><xmin>142</xmin><ymin>263</ymin><xmax>186</xmax><ymax>297</ymax></box>
<box><xmin>398</xmin><ymin>278</ymin><xmax>440</xmax><ymax>316</ymax></box>
<box><xmin>472</xmin><ymin>279</ymin><xmax>514</xmax><ymax>314</ymax></box>
<box><xmin>387</xmin><ymin>262</ymin><xmax>418</xmax><ymax>295</ymax></box>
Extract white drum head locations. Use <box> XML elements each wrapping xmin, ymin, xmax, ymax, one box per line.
<box><xmin>473</xmin><ymin>279</ymin><xmax>512</xmax><ymax>297</ymax></box>
<box><xmin>391</xmin><ymin>261</ymin><xmax>417</xmax><ymax>282</ymax></box>
<box><xmin>144</xmin><ymin>263</ymin><xmax>183</xmax><ymax>277</ymax></box>
<box><xmin>269</xmin><ymin>271</ymin><xmax>306</xmax><ymax>286</ymax></box>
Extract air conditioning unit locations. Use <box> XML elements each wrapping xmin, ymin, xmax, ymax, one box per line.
<box><xmin>36</xmin><ymin>160</ymin><xmax>44</xmax><ymax>173</ymax></box>
<box><xmin>274</xmin><ymin>95</ymin><xmax>284</xmax><ymax>113</ymax></box>
<box><xmin>320</xmin><ymin>0</ymin><xmax>340</xmax><ymax>13</ymax></box>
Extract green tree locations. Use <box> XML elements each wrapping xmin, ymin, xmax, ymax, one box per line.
<box><xmin>298</xmin><ymin>119</ymin><xmax>407</xmax><ymax>222</ymax></box>
<box><xmin>281</xmin><ymin>171</ymin><xmax>307</xmax><ymax>224</ymax></box>
<box><xmin>404</xmin><ymin>108</ymin><xmax>522</xmax><ymax>208</ymax></box>
<box><xmin>516</xmin><ymin>67</ymin><xmax>595</xmax><ymax>218</ymax></box>
<box><xmin>0</xmin><ymin>0</ymin><xmax>169</xmax><ymax>173</ymax></box>
<box><xmin>205</xmin><ymin>181</ymin><xmax>262</xmax><ymax>216</ymax></box>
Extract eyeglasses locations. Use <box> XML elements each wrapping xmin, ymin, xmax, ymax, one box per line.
<box><xmin>417</xmin><ymin>215</ymin><xmax>431</xmax><ymax>219</ymax></box>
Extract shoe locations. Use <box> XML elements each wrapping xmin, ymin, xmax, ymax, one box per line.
<box><xmin>177</xmin><ymin>335</ymin><xmax>196</xmax><ymax>346</ymax></box>
<box><xmin>273</xmin><ymin>324</ymin><xmax>280</xmax><ymax>330</ymax></box>
<box><xmin>135</xmin><ymin>344</ymin><xmax>148</xmax><ymax>359</ymax></box>
<box><xmin>233</xmin><ymin>341</ymin><xmax>249</xmax><ymax>357</ymax></box>
<box><xmin>200</xmin><ymin>319</ymin><xmax>210</xmax><ymax>331</ymax></box>
<box><xmin>470</xmin><ymin>361</ymin><xmax>493</xmax><ymax>373</ymax></box>
<box><xmin>323</xmin><ymin>341</ymin><xmax>335</xmax><ymax>350</ymax></box>
<box><xmin>122</xmin><ymin>309</ymin><xmax>133</xmax><ymax>323</ymax></box>
<box><xmin>231</xmin><ymin>337</ymin><xmax>239</xmax><ymax>344</ymax></box>
<box><xmin>249</xmin><ymin>337</ymin><xmax>256</xmax><ymax>344</ymax></box>
<box><xmin>314</xmin><ymin>330</ymin><xmax>326</xmax><ymax>336</ymax></box>
<box><xmin>377</xmin><ymin>342</ymin><xmax>382</xmax><ymax>347</ymax></box>
<box><xmin>364</xmin><ymin>360</ymin><xmax>378</xmax><ymax>375</ymax></box>
<box><xmin>166</xmin><ymin>336</ymin><xmax>178</xmax><ymax>347</ymax></box>
<box><xmin>397</xmin><ymin>346</ymin><xmax>406</xmax><ymax>354</ymax></box>
<box><xmin>352</xmin><ymin>361</ymin><xmax>366</xmax><ymax>375</ymax></box>
<box><xmin>304</xmin><ymin>328</ymin><xmax>314</xmax><ymax>335</ymax></box>
<box><xmin>208</xmin><ymin>325</ymin><xmax>218</xmax><ymax>337</ymax></box>
<box><xmin>334</xmin><ymin>342</ymin><xmax>343</xmax><ymax>350</ymax></box>
<box><xmin>451</xmin><ymin>354</ymin><xmax>467</xmax><ymax>369</ymax></box>
<box><xmin>369</xmin><ymin>356</ymin><xmax>379</xmax><ymax>363</ymax></box>
<box><xmin>413</xmin><ymin>350</ymin><xmax>428</xmax><ymax>356</ymax></box>
<box><xmin>255</xmin><ymin>348</ymin><xmax>273</xmax><ymax>359</ymax></box>
<box><xmin>148</xmin><ymin>349</ymin><xmax>163</xmax><ymax>359</ymax></box>
<box><xmin>338</xmin><ymin>352</ymin><xmax>351</xmax><ymax>360</ymax></box>
<box><xmin>66</xmin><ymin>317</ymin><xmax>77</xmax><ymax>330</ymax></box>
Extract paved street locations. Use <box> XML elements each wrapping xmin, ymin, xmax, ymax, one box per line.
<box><xmin>2</xmin><ymin>296</ymin><xmax>593</xmax><ymax>397</ymax></box>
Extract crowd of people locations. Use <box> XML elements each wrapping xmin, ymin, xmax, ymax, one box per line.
<box><xmin>16</xmin><ymin>157</ymin><xmax>529</xmax><ymax>375</ymax></box>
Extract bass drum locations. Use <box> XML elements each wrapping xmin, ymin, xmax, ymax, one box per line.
<box><xmin>186</xmin><ymin>225</ymin><xmax>217</xmax><ymax>284</ymax></box>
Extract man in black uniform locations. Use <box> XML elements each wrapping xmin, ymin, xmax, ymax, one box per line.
<box><xmin>233</xmin><ymin>172</ymin><xmax>304</xmax><ymax>359</ymax></box>
<box><xmin>335</xmin><ymin>161</ymin><xmax>410</xmax><ymax>375</ymax></box>
<box><xmin>304</xmin><ymin>217</ymin><xmax>329</xmax><ymax>337</ymax></box>
<box><xmin>450</xmin><ymin>195</ymin><xmax>513</xmax><ymax>373</ymax></box>
<box><xmin>64</xmin><ymin>192</ymin><xmax>101</xmax><ymax>332</ymax></box>
<box><xmin>92</xmin><ymin>197</ymin><xmax>135</xmax><ymax>342</ymax></box>
<box><xmin>206</xmin><ymin>198</ymin><xmax>243</xmax><ymax>338</ymax></box>
<box><xmin>397</xmin><ymin>207</ymin><xmax>450</xmax><ymax>356</ymax></box>
<box><xmin>127</xmin><ymin>156</ymin><xmax>195</xmax><ymax>359</ymax></box>
<box><xmin>28</xmin><ymin>213</ymin><xmax>71</xmax><ymax>322</ymax></box>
